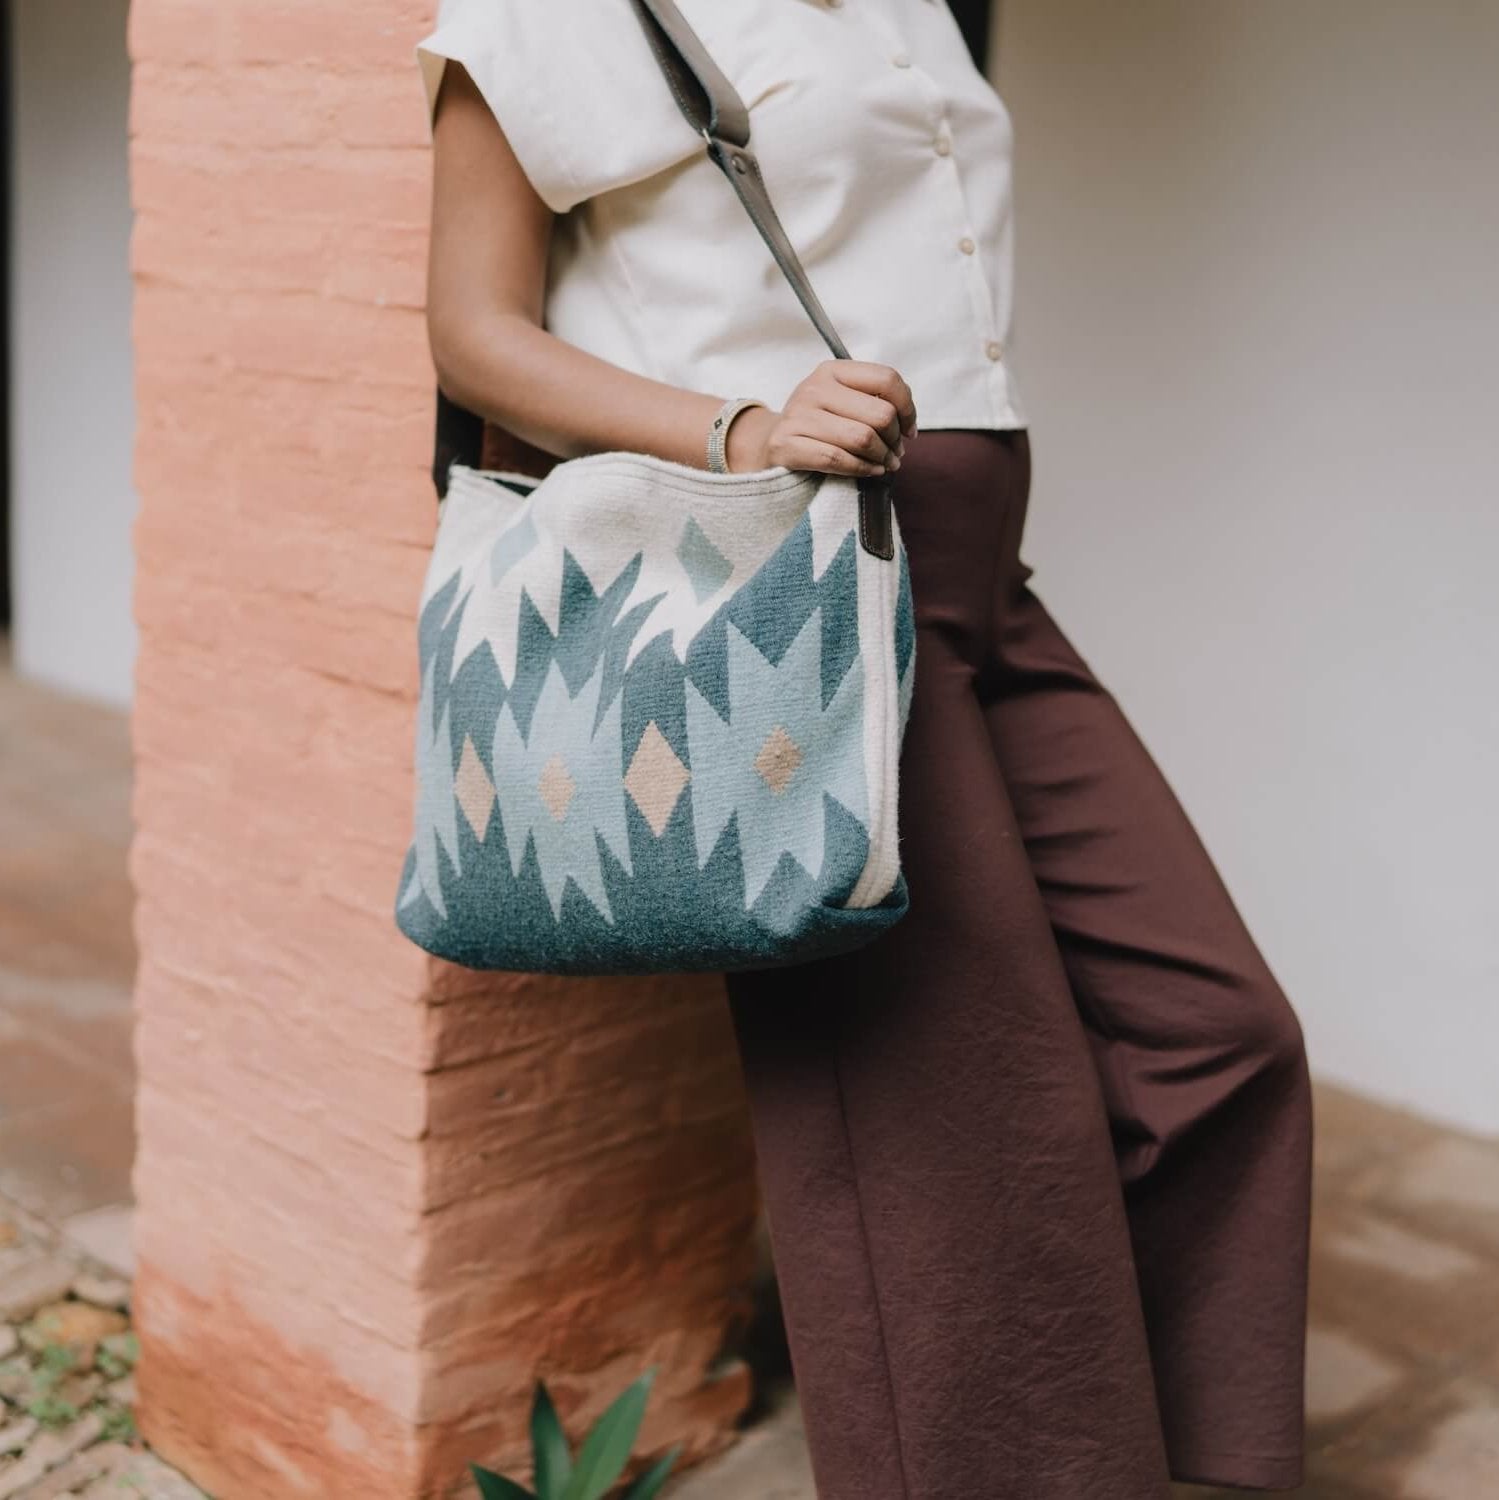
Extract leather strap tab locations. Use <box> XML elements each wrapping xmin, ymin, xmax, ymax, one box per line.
<box><xmin>858</xmin><ymin>475</ymin><xmax>896</xmax><ymax>562</ymax></box>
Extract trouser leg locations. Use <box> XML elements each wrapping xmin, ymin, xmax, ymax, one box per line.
<box><xmin>983</xmin><ymin>582</ymin><xmax>1313</xmax><ymax>1490</ymax></box>
<box><xmin>726</xmin><ymin>432</ymin><xmax>1173</xmax><ymax>1499</ymax></box>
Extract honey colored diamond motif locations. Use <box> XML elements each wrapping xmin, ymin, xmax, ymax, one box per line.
<box><xmin>454</xmin><ymin>736</ymin><xmax>495</xmax><ymax>840</ymax></box>
<box><xmin>537</xmin><ymin>754</ymin><xmax>576</xmax><ymax>822</ymax></box>
<box><xmin>624</xmin><ymin>721</ymin><xmax>690</xmax><ymax>837</ymax></box>
<box><xmin>753</xmin><ymin>725</ymin><xmax>803</xmax><ymax>796</ymax></box>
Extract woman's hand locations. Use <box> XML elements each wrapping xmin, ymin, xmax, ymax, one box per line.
<box><xmin>727</xmin><ymin>360</ymin><xmax>918</xmax><ymax>477</ymax></box>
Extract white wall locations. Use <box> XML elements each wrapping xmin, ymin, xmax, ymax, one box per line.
<box><xmin>9</xmin><ymin>0</ymin><xmax>136</xmax><ymax>705</ymax></box>
<box><xmin>994</xmin><ymin>1</ymin><xmax>1499</xmax><ymax>1134</ymax></box>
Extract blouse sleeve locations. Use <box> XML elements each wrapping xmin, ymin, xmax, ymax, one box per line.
<box><xmin>416</xmin><ymin>0</ymin><xmax>705</xmax><ymax>215</ymax></box>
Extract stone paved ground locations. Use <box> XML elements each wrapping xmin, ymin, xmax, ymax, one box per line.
<box><xmin>0</xmin><ymin>655</ymin><xmax>136</xmax><ymax>1229</ymax></box>
<box><xmin>7</xmin><ymin>655</ymin><xmax>1499</xmax><ymax>1499</ymax></box>
<box><xmin>0</xmin><ymin>1198</ymin><xmax>204</xmax><ymax>1498</ymax></box>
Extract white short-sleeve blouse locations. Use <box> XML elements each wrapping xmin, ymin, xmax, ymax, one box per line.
<box><xmin>417</xmin><ymin>0</ymin><xmax>1025</xmax><ymax>429</ymax></box>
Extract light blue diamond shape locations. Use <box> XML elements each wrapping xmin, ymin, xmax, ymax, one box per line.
<box><xmin>490</xmin><ymin>511</ymin><xmax>540</xmax><ymax>584</ymax></box>
<box><xmin>676</xmin><ymin>516</ymin><xmax>733</xmax><ymax>604</ymax></box>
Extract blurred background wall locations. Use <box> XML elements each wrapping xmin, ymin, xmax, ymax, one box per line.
<box><xmin>995</xmin><ymin>0</ymin><xmax>1499</xmax><ymax>1133</ymax></box>
<box><xmin>8</xmin><ymin>0</ymin><xmax>136</xmax><ymax>704</ymax></box>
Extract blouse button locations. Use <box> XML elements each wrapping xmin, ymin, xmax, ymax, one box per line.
<box><xmin>986</xmin><ymin>340</ymin><xmax>1005</xmax><ymax>361</ymax></box>
<box><xmin>934</xmin><ymin>134</ymin><xmax>952</xmax><ymax>157</ymax></box>
<box><xmin>958</xmin><ymin>236</ymin><xmax>976</xmax><ymax>255</ymax></box>
<box><xmin>892</xmin><ymin>51</ymin><xmax>912</xmax><ymax>68</ymax></box>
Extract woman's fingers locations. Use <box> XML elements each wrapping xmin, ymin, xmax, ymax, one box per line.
<box><xmin>794</xmin><ymin>409</ymin><xmax>900</xmax><ymax>471</ymax></box>
<box><xmin>774</xmin><ymin>418</ymin><xmax>889</xmax><ymax>477</ymax></box>
<box><xmin>817</xmin><ymin>386</ymin><xmax>905</xmax><ymax>455</ymax></box>
<box><xmin>768</xmin><ymin>359</ymin><xmax>917</xmax><ymax>476</ymax></box>
<box><xmin>825</xmin><ymin>361</ymin><xmax>918</xmax><ymax>436</ymax></box>
<box><xmin>778</xmin><ymin>440</ymin><xmax>888</xmax><ymax>478</ymax></box>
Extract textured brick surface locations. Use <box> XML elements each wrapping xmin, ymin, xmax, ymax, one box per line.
<box><xmin>126</xmin><ymin>6</ymin><xmax>758</xmax><ymax>1496</ymax></box>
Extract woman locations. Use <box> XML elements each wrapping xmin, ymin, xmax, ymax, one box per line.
<box><xmin>417</xmin><ymin>1</ymin><xmax>1313</xmax><ymax>1494</ymax></box>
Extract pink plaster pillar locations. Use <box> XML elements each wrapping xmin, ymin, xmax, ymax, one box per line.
<box><xmin>126</xmin><ymin>4</ymin><xmax>758</xmax><ymax>1495</ymax></box>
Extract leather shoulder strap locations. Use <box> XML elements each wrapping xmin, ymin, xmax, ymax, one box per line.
<box><xmin>630</xmin><ymin>0</ymin><xmax>894</xmax><ymax>557</ymax></box>
<box><xmin>630</xmin><ymin>0</ymin><xmax>847</xmax><ymax>362</ymax></box>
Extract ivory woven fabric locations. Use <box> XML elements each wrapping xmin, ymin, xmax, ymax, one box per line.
<box><xmin>395</xmin><ymin>454</ymin><xmax>914</xmax><ymax>974</ymax></box>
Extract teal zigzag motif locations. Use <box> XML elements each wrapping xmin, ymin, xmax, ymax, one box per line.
<box><xmin>417</xmin><ymin>571</ymin><xmax>469</xmax><ymax>738</ymax></box>
<box><xmin>685</xmin><ymin>515</ymin><xmax>859</xmax><ymax>721</ymax></box>
<box><xmin>493</xmin><ymin>658</ymin><xmax>631</xmax><ymax>922</ymax></box>
<box><xmin>505</xmin><ymin>551</ymin><xmax>660</xmax><ymax>740</ymax></box>
<box><xmin>685</xmin><ymin>607</ymin><xmax>867</xmax><ymax>908</ymax></box>
<box><xmin>402</xmin><ymin>654</ymin><xmax>461</xmax><ymax>918</ymax></box>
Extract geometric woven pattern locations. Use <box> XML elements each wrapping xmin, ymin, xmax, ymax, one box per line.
<box><xmin>754</xmin><ymin>725</ymin><xmax>802</xmax><ymax>796</ymax></box>
<box><xmin>677</xmin><ymin>516</ymin><xmax>734</xmax><ymax>603</ymax></box>
<box><xmin>396</xmin><ymin>454</ymin><xmax>915</xmax><ymax>974</ymax></box>
<box><xmin>624</xmin><ymin>721</ymin><xmax>689</xmax><ymax>836</ymax></box>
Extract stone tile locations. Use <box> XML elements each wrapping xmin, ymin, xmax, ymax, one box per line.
<box><xmin>1302</xmin><ymin>1376</ymin><xmax>1499</xmax><ymax>1500</ymax></box>
<box><xmin>1365</xmin><ymin>1136</ymin><xmax>1499</xmax><ymax>1257</ymax></box>
<box><xmin>1311</xmin><ymin>1199</ymin><xmax>1499</xmax><ymax>1373</ymax></box>
<box><xmin>1313</xmin><ymin>1081</ymin><xmax>1446</xmax><ymax>1197</ymax></box>
<box><xmin>1322</xmin><ymin>1213</ymin><xmax>1483</xmax><ymax>1283</ymax></box>
<box><xmin>76</xmin><ymin>1451</ymin><xmax>210</xmax><ymax>1498</ymax></box>
<box><xmin>1305</xmin><ymin>1326</ymin><xmax>1405</xmax><ymax>1424</ymax></box>
<box><xmin>0</xmin><ymin>660</ymin><xmax>138</xmax><ymax>1234</ymax></box>
<box><xmin>0</xmin><ymin>1094</ymin><xmax>135</xmax><ymax>1223</ymax></box>
<box><xmin>670</xmin><ymin>1386</ymin><xmax>812</xmax><ymax>1500</ymax></box>
<box><xmin>60</xmin><ymin>1206</ymin><xmax>136</xmax><ymax>1278</ymax></box>
<box><xmin>0</xmin><ymin>1037</ymin><xmax>127</xmax><ymax>1127</ymax></box>
<box><xmin>1467</xmin><ymin>1307</ymin><xmax>1499</xmax><ymax>1389</ymax></box>
<box><xmin>0</xmin><ymin>995</ymin><xmax>136</xmax><ymax>1088</ymax></box>
<box><xmin>0</xmin><ymin>1412</ymin><xmax>103</xmax><ymax>1499</ymax></box>
<box><xmin>61</xmin><ymin>1206</ymin><xmax>137</xmax><ymax>1281</ymax></box>
<box><xmin>0</xmin><ymin>668</ymin><xmax>135</xmax><ymax>995</ymax></box>
<box><xmin>71</xmin><ymin>1272</ymin><xmax>131</xmax><ymax>1312</ymax></box>
<box><xmin>0</xmin><ymin>1417</ymin><xmax>38</xmax><ymax>1456</ymax></box>
<box><xmin>1397</xmin><ymin>1390</ymin><xmax>1499</xmax><ymax>1499</ymax></box>
<box><xmin>18</xmin><ymin>1441</ymin><xmax>134</xmax><ymax>1500</ymax></box>
<box><xmin>0</xmin><ymin>1257</ymin><xmax>78</xmax><ymax>1321</ymax></box>
<box><xmin>21</xmin><ymin>1299</ymin><xmax>131</xmax><ymax>1368</ymax></box>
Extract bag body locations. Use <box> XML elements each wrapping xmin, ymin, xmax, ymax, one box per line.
<box><xmin>398</xmin><ymin>0</ymin><xmax>918</xmax><ymax>973</ymax></box>
<box><xmin>395</xmin><ymin>452</ymin><xmax>914</xmax><ymax>974</ymax></box>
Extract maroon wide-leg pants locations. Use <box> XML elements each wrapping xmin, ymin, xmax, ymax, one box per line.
<box><xmin>726</xmin><ymin>429</ymin><xmax>1313</xmax><ymax>1498</ymax></box>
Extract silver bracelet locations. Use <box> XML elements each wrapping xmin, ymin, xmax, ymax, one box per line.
<box><xmin>707</xmin><ymin>396</ymin><xmax>767</xmax><ymax>474</ymax></box>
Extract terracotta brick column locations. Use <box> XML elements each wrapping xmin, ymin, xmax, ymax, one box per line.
<box><xmin>126</xmin><ymin>4</ymin><xmax>759</xmax><ymax>1496</ymax></box>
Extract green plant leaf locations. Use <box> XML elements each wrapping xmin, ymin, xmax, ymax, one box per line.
<box><xmin>558</xmin><ymin>1370</ymin><xmax>656</xmax><ymax>1500</ymax></box>
<box><xmin>100</xmin><ymin>1406</ymin><xmax>138</xmax><ymax>1444</ymax></box>
<box><xmin>471</xmin><ymin>1463</ymin><xmax>537</xmax><ymax>1500</ymax></box>
<box><xmin>37</xmin><ymin>1343</ymin><xmax>78</xmax><ymax>1382</ymax></box>
<box><xmin>530</xmin><ymin>1382</ymin><xmax>572</xmax><ymax>1500</ymax></box>
<box><xmin>27</xmin><ymin>1396</ymin><xmax>80</xmax><ymax>1431</ymax></box>
<box><xmin>622</xmin><ymin>1444</ymin><xmax>681</xmax><ymax>1500</ymax></box>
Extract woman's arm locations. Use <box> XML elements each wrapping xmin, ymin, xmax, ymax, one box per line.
<box><xmin>427</xmin><ymin>64</ymin><xmax>916</xmax><ymax>478</ymax></box>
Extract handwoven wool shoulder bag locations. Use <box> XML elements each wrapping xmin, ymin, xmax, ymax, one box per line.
<box><xmin>394</xmin><ymin>0</ymin><xmax>915</xmax><ymax>974</ymax></box>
